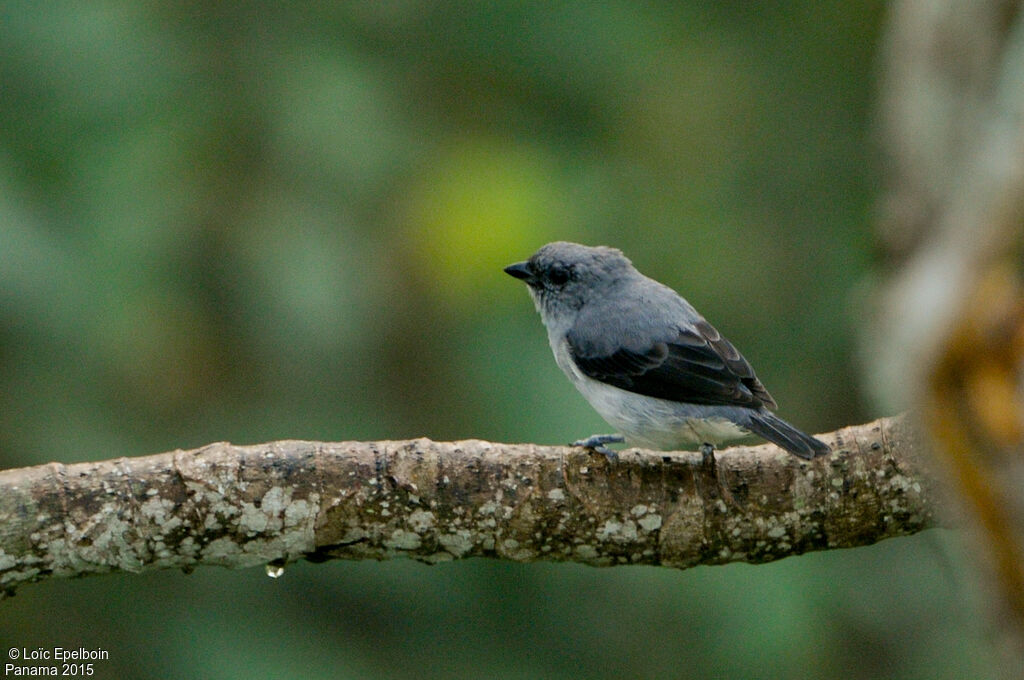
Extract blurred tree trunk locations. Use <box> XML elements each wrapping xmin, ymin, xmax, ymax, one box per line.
<box><xmin>871</xmin><ymin>0</ymin><xmax>1024</xmax><ymax>670</ymax></box>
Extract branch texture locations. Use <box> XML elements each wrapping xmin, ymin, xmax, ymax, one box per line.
<box><xmin>0</xmin><ymin>415</ymin><xmax>940</xmax><ymax>595</ymax></box>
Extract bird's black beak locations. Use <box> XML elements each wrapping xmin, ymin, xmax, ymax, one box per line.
<box><xmin>503</xmin><ymin>261</ymin><xmax>534</xmax><ymax>282</ymax></box>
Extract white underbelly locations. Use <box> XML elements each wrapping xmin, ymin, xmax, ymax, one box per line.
<box><xmin>581</xmin><ymin>378</ymin><xmax>749</xmax><ymax>449</ymax></box>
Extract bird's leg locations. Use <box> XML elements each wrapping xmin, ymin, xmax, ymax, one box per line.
<box><xmin>700</xmin><ymin>442</ymin><xmax>716</xmax><ymax>471</ymax></box>
<box><xmin>571</xmin><ymin>434</ymin><xmax>625</xmax><ymax>462</ymax></box>
<box><xmin>696</xmin><ymin>441</ymin><xmax>733</xmax><ymax>506</ymax></box>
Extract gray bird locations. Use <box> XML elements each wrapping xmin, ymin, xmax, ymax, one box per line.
<box><xmin>504</xmin><ymin>241</ymin><xmax>830</xmax><ymax>460</ymax></box>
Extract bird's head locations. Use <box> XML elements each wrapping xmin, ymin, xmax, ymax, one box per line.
<box><xmin>504</xmin><ymin>241</ymin><xmax>634</xmax><ymax>326</ymax></box>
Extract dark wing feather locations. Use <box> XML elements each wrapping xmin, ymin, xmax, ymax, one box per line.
<box><xmin>568</xmin><ymin>319</ymin><xmax>777</xmax><ymax>409</ymax></box>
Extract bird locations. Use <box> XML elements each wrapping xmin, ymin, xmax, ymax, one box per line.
<box><xmin>504</xmin><ymin>241</ymin><xmax>830</xmax><ymax>461</ymax></box>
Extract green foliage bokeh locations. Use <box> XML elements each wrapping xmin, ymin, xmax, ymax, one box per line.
<box><xmin>0</xmin><ymin>3</ymin><xmax>996</xmax><ymax>679</ymax></box>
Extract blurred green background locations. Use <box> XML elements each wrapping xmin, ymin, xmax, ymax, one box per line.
<box><xmin>0</xmin><ymin>2</ymin><xmax>998</xmax><ymax>678</ymax></box>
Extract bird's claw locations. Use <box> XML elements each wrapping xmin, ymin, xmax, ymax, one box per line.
<box><xmin>571</xmin><ymin>434</ymin><xmax>625</xmax><ymax>462</ymax></box>
<box><xmin>699</xmin><ymin>442</ymin><xmax>716</xmax><ymax>470</ymax></box>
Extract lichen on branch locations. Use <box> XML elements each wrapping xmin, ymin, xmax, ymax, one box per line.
<box><xmin>0</xmin><ymin>415</ymin><xmax>940</xmax><ymax>595</ymax></box>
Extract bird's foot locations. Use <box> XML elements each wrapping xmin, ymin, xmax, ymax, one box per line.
<box><xmin>571</xmin><ymin>434</ymin><xmax>625</xmax><ymax>462</ymax></box>
<box><xmin>700</xmin><ymin>442</ymin><xmax>716</xmax><ymax>469</ymax></box>
<box><xmin>696</xmin><ymin>441</ymin><xmax>732</xmax><ymax>505</ymax></box>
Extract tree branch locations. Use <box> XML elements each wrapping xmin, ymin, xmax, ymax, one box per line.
<box><xmin>0</xmin><ymin>415</ymin><xmax>941</xmax><ymax>595</ymax></box>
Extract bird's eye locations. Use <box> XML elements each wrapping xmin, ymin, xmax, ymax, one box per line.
<box><xmin>548</xmin><ymin>265</ymin><xmax>570</xmax><ymax>286</ymax></box>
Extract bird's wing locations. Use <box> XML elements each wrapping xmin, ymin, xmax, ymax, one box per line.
<box><xmin>567</xmin><ymin>318</ymin><xmax>778</xmax><ymax>409</ymax></box>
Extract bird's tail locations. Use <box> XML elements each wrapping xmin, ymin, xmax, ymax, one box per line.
<box><xmin>743</xmin><ymin>411</ymin><xmax>830</xmax><ymax>460</ymax></box>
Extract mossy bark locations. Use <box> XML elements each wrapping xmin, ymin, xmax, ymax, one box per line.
<box><xmin>0</xmin><ymin>415</ymin><xmax>941</xmax><ymax>595</ymax></box>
